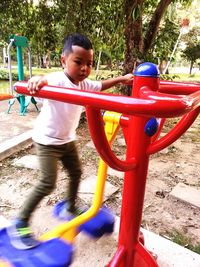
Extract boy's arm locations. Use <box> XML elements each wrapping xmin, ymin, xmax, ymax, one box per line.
<box><xmin>27</xmin><ymin>76</ymin><xmax>48</xmax><ymax>94</ymax></box>
<box><xmin>101</xmin><ymin>73</ymin><xmax>134</xmax><ymax>91</ymax></box>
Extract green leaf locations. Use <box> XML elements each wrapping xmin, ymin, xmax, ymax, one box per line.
<box><xmin>132</xmin><ymin>5</ymin><xmax>140</xmax><ymax>21</ymax></box>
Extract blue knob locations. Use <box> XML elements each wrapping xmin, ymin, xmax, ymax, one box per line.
<box><xmin>134</xmin><ymin>62</ymin><xmax>159</xmax><ymax>77</ymax></box>
<box><xmin>144</xmin><ymin>118</ymin><xmax>159</xmax><ymax>136</ymax></box>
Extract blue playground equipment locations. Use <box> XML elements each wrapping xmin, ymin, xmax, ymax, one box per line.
<box><xmin>0</xmin><ymin>203</ymin><xmax>115</xmax><ymax>267</ymax></box>
<box><xmin>0</xmin><ymin>228</ymin><xmax>74</xmax><ymax>267</ymax></box>
<box><xmin>53</xmin><ymin>201</ymin><xmax>114</xmax><ymax>238</ymax></box>
<box><xmin>6</xmin><ymin>34</ymin><xmax>39</xmax><ymax>115</ymax></box>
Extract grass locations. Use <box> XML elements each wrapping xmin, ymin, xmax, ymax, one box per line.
<box><xmin>170</xmin><ymin>231</ymin><xmax>200</xmax><ymax>254</ymax></box>
<box><xmin>172</xmin><ymin>73</ymin><xmax>200</xmax><ymax>82</ymax></box>
<box><xmin>31</xmin><ymin>67</ymin><xmax>60</xmax><ymax>76</ymax></box>
<box><xmin>0</xmin><ymin>66</ymin><xmax>60</xmax><ymax>94</ymax></box>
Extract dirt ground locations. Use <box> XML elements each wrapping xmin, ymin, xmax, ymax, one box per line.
<box><xmin>0</xmin><ymin>114</ymin><xmax>200</xmax><ymax>251</ymax></box>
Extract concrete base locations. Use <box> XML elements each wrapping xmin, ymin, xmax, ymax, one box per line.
<box><xmin>1</xmin><ymin>216</ymin><xmax>200</xmax><ymax>267</ymax></box>
<box><xmin>142</xmin><ymin>228</ymin><xmax>200</xmax><ymax>267</ymax></box>
<box><xmin>170</xmin><ymin>182</ymin><xmax>200</xmax><ymax>208</ymax></box>
<box><xmin>71</xmin><ymin>217</ymin><xmax>200</xmax><ymax>267</ymax></box>
<box><xmin>0</xmin><ymin>130</ymin><xmax>33</xmax><ymax>161</ymax></box>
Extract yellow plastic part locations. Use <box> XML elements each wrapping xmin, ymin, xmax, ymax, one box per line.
<box><xmin>40</xmin><ymin>111</ymin><xmax>121</xmax><ymax>243</ymax></box>
<box><xmin>0</xmin><ymin>260</ymin><xmax>13</xmax><ymax>267</ymax></box>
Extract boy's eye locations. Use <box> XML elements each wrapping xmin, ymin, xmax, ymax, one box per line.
<box><xmin>75</xmin><ymin>60</ymin><xmax>81</xmax><ymax>65</ymax></box>
<box><xmin>87</xmin><ymin>63</ymin><xmax>93</xmax><ymax>68</ymax></box>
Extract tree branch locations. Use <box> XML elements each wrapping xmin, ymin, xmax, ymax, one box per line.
<box><xmin>143</xmin><ymin>0</ymin><xmax>173</xmax><ymax>54</ymax></box>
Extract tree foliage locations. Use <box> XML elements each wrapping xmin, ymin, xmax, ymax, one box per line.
<box><xmin>123</xmin><ymin>0</ymin><xmax>192</xmax><ymax>73</ymax></box>
<box><xmin>181</xmin><ymin>27</ymin><xmax>200</xmax><ymax>74</ymax></box>
<box><xmin>0</xmin><ymin>0</ymin><xmax>39</xmax><ymax>40</ymax></box>
<box><xmin>0</xmin><ymin>0</ymin><xmax>193</xmax><ymax>74</ymax></box>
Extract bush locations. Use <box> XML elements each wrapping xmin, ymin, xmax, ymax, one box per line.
<box><xmin>0</xmin><ymin>69</ymin><xmax>18</xmax><ymax>80</ymax></box>
<box><xmin>160</xmin><ymin>74</ymin><xmax>180</xmax><ymax>80</ymax></box>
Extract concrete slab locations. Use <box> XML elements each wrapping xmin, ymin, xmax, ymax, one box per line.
<box><xmin>85</xmin><ymin>140</ymin><xmax>95</xmax><ymax>148</ymax></box>
<box><xmin>0</xmin><ymin>216</ymin><xmax>11</xmax><ymax>229</ymax></box>
<box><xmin>108</xmin><ymin>166</ymin><xmax>124</xmax><ymax>179</ymax></box>
<box><xmin>78</xmin><ymin>174</ymin><xmax>119</xmax><ymax>204</ymax></box>
<box><xmin>0</xmin><ymin>130</ymin><xmax>33</xmax><ymax>161</ymax></box>
<box><xmin>142</xmin><ymin>228</ymin><xmax>200</xmax><ymax>267</ymax></box>
<box><xmin>116</xmin><ymin>137</ymin><xmax>126</xmax><ymax>146</ymax></box>
<box><xmin>85</xmin><ymin>137</ymin><xmax>125</xmax><ymax>151</ymax></box>
<box><xmin>170</xmin><ymin>182</ymin><xmax>200</xmax><ymax>208</ymax></box>
<box><xmin>13</xmin><ymin>154</ymin><xmax>39</xmax><ymax>169</ymax></box>
<box><xmin>11</xmin><ymin>157</ymin><xmax>119</xmax><ymax>205</ymax></box>
<box><xmin>71</xmin><ymin>218</ymin><xmax>200</xmax><ymax>267</ymax></box>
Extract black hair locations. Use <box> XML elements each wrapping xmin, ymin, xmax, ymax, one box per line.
<box><xmin>62</xmin><ymin>33</ymin><xmax>93</xmax><ymax>56</ymax></box>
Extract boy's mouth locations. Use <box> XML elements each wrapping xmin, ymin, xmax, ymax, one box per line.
<box><xmin>79</xmin><ymin>74</ymin><xmax>87</xmax><ymax>79</ymax></box>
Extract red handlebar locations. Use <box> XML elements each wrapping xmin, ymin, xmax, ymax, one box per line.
<box><xmin>14</xmin><ymin>81</ymin><xmax>200</xmax><ymax>118</ymax></box>
<box><xmin>14</xmin><ymin>74</ymin><xmax>200</xmax><ymax>171</ymax></box>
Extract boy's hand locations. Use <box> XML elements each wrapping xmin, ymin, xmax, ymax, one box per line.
<box><xmin>121</xmin><ymin>74</ymin><xmax>134</xmax><ymax>85</ymax></box>
<box><xmin>27</xmin><ymin>76</ymin><xmax>48</xmax><ymax>94</ymax></box>
<box><xmin>101</xmin><ymin>73</ymin><xmax>134</xmax><ymax>91</ymax></box>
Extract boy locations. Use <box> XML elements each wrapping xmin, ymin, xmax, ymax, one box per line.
<box><xmin>9</xmin><ymin>33</ymin><xmax>133</xmax><ymax>249</ymax></box>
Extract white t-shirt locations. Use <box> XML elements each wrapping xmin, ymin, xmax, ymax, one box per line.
<box><xmin>32</xmin><ymin>72</ymin><xmax>102</xmax><ymax>145</ymax></box>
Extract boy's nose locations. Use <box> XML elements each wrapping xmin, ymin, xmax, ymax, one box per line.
<box><xmin>81</xmin><ymin>65</ymin><xmax>87</xmax><ymax>71</ymax></box>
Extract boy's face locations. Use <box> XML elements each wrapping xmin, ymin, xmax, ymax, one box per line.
<box><xmin>61</xmin><ymin>45</ymin><xmax>94</xmax><ymax>85</ymax></box>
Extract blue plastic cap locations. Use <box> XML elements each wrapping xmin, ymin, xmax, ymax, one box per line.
<box><xmin>134</xmin><ymin>62</ymin><xmax>159</xmax><ymax>77</ymax></box>
<box><xmin>144</xmin><ymin>117</ymin><xmax>159</xmax><ymax>137</ymax></box>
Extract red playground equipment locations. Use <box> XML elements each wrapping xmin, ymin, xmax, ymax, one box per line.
<box><xmin>3</xmin><ymin>62</ymin><xmax>200</xmax><ymax>266</ymax></box>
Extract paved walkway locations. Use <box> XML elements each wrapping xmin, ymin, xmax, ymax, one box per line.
<box><xmin>0</xmin><ymin>98</ymin><xmax>39</xmax><ymax>160</ymax></box>
<box><xmin>0</xmin><ymin>98</ymin><xmax>39</xmax><ymax>142</ymax></box>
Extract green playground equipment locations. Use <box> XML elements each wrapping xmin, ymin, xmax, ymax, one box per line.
<box><xmin>7</xmin><ymin>34</ymin><xmax>39</xmax><ymax>115</ymax></box>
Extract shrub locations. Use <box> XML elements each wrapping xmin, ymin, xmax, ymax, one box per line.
<box><xmin>0</xmin><ymin>69</ymin><xmax>18</xmax><ymax>80</ymax></box>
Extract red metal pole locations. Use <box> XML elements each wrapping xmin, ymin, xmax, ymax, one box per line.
<box><xmin>110</xmin><ymin>63</ymin><xmax>160</xmax><ymax>267</ymax></box>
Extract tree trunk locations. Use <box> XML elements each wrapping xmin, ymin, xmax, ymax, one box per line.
<box><xmin>189</xmin><ymin>61</ymin><xmax>194</xmax><ymax>75</ymax></box>
<box><xmin>124</xmin><ymin>0</ymin><xmax>173</xmax><ymax>76</ymax></box>
<box><xmin>123</xmin><ymin>0</ymin><xmax>144</xmax><ymax>74</ymax></box>
<box><xmin>95</xmin><ymin>50</ymin><xmax>102</xmax><ymax>79</ymax></box>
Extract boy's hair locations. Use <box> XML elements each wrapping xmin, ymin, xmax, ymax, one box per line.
<box><xmin>62</xmin><ymin>33</ymin><xmax>93</xmax><ymax>56</ymax></box>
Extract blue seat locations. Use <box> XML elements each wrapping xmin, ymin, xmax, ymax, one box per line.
<box><xmin>0</xmin><ymin>228</ymin><xmax>74</xmax><ymax>267</ymax></box>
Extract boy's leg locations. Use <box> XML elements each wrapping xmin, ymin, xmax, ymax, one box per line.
<box><xmin>8</xmin><ymin>143</ymin><xmax>60</xmax><ymax>249</ymax></box>
<box><xmin>18</xmin><ymin>143</ymin><xmax>59</xmax><ymax>222</ymax></box>
<box><xmin>61</xmin><ymin>141</ymin><xmax>82</xmax><ymax>213</ymax></box>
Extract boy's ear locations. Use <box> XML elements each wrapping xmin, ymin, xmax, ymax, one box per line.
<box><xmin>60</xmin><ymin>55</ymin><xmax>66</xmax><ymax>68</ymax></box>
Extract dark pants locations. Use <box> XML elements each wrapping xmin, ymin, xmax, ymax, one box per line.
<box><xmin>18</xmin><ymin>141</ymin><xmax>82</xmax><ymax>222</ymax></box>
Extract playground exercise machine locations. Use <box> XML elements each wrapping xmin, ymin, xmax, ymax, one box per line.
<box><xmin>0</xmin><ymin>62</ymin><xmax>199</xmax><ymax>266</ymax></box>
<box><xmin>0</xmin><ymin>34</ymin><xmax>39</xmax><ymax>115</ymax></box>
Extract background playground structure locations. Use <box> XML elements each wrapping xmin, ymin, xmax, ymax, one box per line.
<box><xmin>0</xmin><ymin>34</ymin><xmax>39</xmax><ymax>114</ymax></box>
